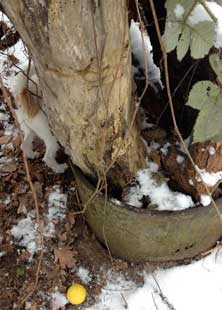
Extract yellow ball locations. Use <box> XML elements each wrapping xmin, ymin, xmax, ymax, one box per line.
<box><xmin>66</xmin><ymin>284</ymin><xmax>87</xmax><ymax>305</ymax></box>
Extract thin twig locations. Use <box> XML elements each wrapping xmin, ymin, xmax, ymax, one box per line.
<box><xmin>152</xmin><ymin>274</ymin><xmax>176</xmax><ymax>310</ymax></box>
<box><xmin>199</xmin><ymin>0</ymin><xmax>217</xmax><ymax>23</ymax></box>
<box><xmin>120</xmin><ymin>292</ymin><xmax>128</xmax><ymax>309</ymax></box>
<box><xmin>157</xmin><ymin>60</ymin><xmax>200</xmax><ymax>125</ymax></box>
<box><xmin>152</xmin><ymin>292</ymin><xmax>160</xmax><ymax>310</ymax></box>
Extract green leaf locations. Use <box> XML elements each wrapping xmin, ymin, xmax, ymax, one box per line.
<box><xmin>193</xmin><ymin>103</ymin><xmax>222</xmax><ymax>142</ymax></box>
<box><xmin>163</xmin><ymin>21</ymin><xmax>183</xmax><ymax>53</ymax></box>
<box><xmin>190</xmin><ymin>21</ymin><xmax>215</xmax><ymax>59</ymax></box>
<box><xmin>187</xmin><ymin>80</ymin><xmax>222</xmax><ymax>142</ymax></box>
<box><xmin>177</xmin><ymin>25</ymin><xmax>190</xmax><ymax>61</ymax></box>
<box><xmin>163</xmin><ymin>0</ymin><xmax>216</xmax><ymax>61</ymax></box>
<box><xmin>187</xmin><ymin>81</ymin><xmax>220</xmax><ymax>110</ymax></box>
<box><xmin>16</xmin><ymin>267</ymin><xmax>25</xmax><ymax>277</ymax></box>
<box><xmin>209</xmin><ymin>53</ymin><xmax>222</xmax><ymax>85</ymax></box>
<box><xmin>165</xmin><ymin>0</ymin><xmax>195</xmax><ymax>17</ymax></box>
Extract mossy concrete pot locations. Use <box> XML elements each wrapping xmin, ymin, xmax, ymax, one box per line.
<box><xmin>73</xmin><ymin>166</ymin><xmax>222</xmax><ymax>263</ymax></box>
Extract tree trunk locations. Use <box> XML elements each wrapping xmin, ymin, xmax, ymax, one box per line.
<box><xmin>1</xmin><ymin>0</ymin><xmax>145</xmax><ymax>186</ymax></box>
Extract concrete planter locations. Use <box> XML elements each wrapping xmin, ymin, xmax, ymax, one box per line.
<box><xmin>74</xmin><ymin>166</ymin><xmax>222</xmax><ymax>263</ymax></box>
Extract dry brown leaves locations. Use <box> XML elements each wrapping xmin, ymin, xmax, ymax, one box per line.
<box><xmin>162</xmin><ymin>142</ymin><xmax>222</xmax><ymax>201</ymax></box>
<box><xmin>54</xmin><ymin>247</ymin><xmax>77</xmax><ymax>269</ymax></box>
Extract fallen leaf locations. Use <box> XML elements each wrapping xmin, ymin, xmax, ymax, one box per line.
<box><xmin>19</xmin><ymin>250</ymin><xmax>31</xmax><ymax>261</ymax></box>
<box><xmin>54</xmin><ymin>247</ymin><xmax>76</xmax><ymax>269</ymax></box>
<box><xmin>8</xmin><ymin>54</ymin><xmax>19</xmax><ymax>65</ymax></box>
<box><xmin>17</xmin><ymin>196</ymin><xmax>28</xmax><ymax>215</ymax></box>
<box><xmin>31</xmin><ymin>303</ymin><xmax>37</xmax><ymax>310</ymax></box>
<box><xmin>0</xmin><ymin>161</ymin><xmax>17</xmax><ymax>173</ymax></box>
<box><xmin>57</xmin><ymin>231</ymin><xmax>68</xmax><ymax>242</ymax></box>
<box><xmin>0</xmin><ymin>135</ymin><xmax>11</xmax><ymax>144</ymax></box>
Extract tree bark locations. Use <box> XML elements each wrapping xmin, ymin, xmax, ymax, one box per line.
<box><xmin>1</xmin><ymin>0</ymin><xmax>145</xmax><ymax>186</ymax></box>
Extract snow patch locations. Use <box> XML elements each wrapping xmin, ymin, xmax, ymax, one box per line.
<box><xmin>146</xmin><ymin>141</ymin><xmax>160</xmax><ymax>154</ymax></box>
<box><xmin>87</xmin><ymin>248</ymin><xmax>222</xmax><ymax>310</ymax></box>
<box><xmin>160</xmin><ymin>142</ymin><xmax>171</xmax><ymax>156</ymax></box>
<box><xmin>11</xmin><ymin>186</ymin><xmax>68</xmax><ymax>259</ymax></box>
<box><xmin>51</xmin><ymin>288</ymin><xmax>68</xmax><ymax>310</ymax></box>
<box><xmin>0</xmin><ymin>251</ymin><xmax>6</xmax><ymax>257</ymax></box>
<box><xmin>126</xmin><ymin>163</ymin><xmax>194</xmax><ymax>211</ymax></box>
<box><xmin>196</xmin><ymin>166</ymin><xmax>222</xmax><ymax>187</ymax></box>
<box><xmin>200</xmin><ymin>195</ymin><xmax>211</xmax><ymax>206</ymax></box>
<box><xmin>11</xmin><ymin>211</ymin><xmax>39</xmax><ymax>258</ymax></box>
<box><xmin>188</xmin><ymin>2</ymin><xmax>222</xmax><ymax>48</ymax></box>
<box><xmin>176</xmin><ymin>155</ymin><xmax>184</xmax><ymax>164</ymax></box>
<box><xmin>174</xmin><ymin>4</ymin><xmax>185</xmax><ymax>19</ymax></box>
<box><xmin>0</xmin><ymin>112</ymin><xmax>9</xmax><ymax>121</ymax></box>
<box><xmin>77</xmin><ymin>267</ymin><xmax>92</xmax><ymax>284</ymax></box>
<box><xmin>188</xmin><ymin>179</ymin><xmax>194</xmax><ymax>186</ymax></box>
<box><xmin>110</xmin><ymin>198</ymin><xmax>122</xmax><ymax>206</ymax></box>
<box><xmin>208</xmin><ymin>146</ymin><xmax>216</xmax><ymax>155</ymax></box>
<box><xmin>47</xmin><ymin>186</ymin><xmax>67</xmax><ymax>222</ymax></box>
<box><xmin>130</xmin><ymin>19</ymin><xmax>163</xmax><ymax>89</ymax></box>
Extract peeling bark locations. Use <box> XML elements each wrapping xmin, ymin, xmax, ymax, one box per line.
<box><xmin>1</xmin><ymin>0</ymin><xmax>145</xmax><ymax>186</ymax></box>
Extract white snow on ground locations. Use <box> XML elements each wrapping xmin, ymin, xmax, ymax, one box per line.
<box><xmin>77</xmin><ymin>266</ymin><xmax>92</xmax><ymax>284</ymax></box>
<box><xmin>208</xmin><ymin>146</ymin><xmax>216</xmax><ymax>155</ymax></box>
<box><xmin>0</xmin><ymin>12</ymin><xmax>13</xmax><ymax>28</ymax></box>
<box><xmin>10</xmin><ymin>186</ymin><xmax>68</xmax><ymax>258</ymax></box>
<box><xmin>86</xmin><ymin>248</ymin><xmax>222</xmax><ymax>310</ymax></box>
<box><xmin>189</xmin><ymin>179</ymin><xmax>194</xmax><ymax>186</ymax></box>
<box><xmin>0</xmin><ymin>251</ymin><xmax>6</xmax><ymax>257</ymax></box>
<box><xmin>47</xmin><ymin>186</ymin><xmax>67</xmax><ymax>222</ymax></box>
<box><xmin>51</xmin><ymin>288</ymin><xmax>68</xmax><ymax>310</ymax></box>
<box><xmin>160</xmin><ymin>142</ymin><xmax>170</xmax><ymax>156</ymax></box>
<box><xmin>196</xmin><ymin>165</ymin><xmax>222</xmax><ymax>187</ymax></box>
<box><xmin>200</xmin><ymin>194</ymin><xmax>211</xmax><ymax>207</ymax></box>
<box><xmin>130</xmin><ymin>19</ymin><xmax>163</xmax><ymax>89</ymax></box>
<box><xmin>0</xmin><ymin>111</ymin><xmax>9</xmax><ymax>120</ymax></box>
<box><xmin>126</xmin><ymin>162</ymin><xmax>194</xmax><ymax>210</ymax></box>
<box><xmin>176</xmin><ymin>154</ymin><xmax>184</xmax><ymax>164</ymax></box>
<box><xmin>11</xmin><ymin>211</ymin><xmax>39</xmax><ymax>257</ymax></box>
<box><xmin>145</xmin><ymin>141</ymin><xmax>160</xmax><ymax>154</ymax></box>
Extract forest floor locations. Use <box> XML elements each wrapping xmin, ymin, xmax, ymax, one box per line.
<box><xmin>0</xmin><ymin>95</ymin><xmax>148</xmax><ymax>310</ymax></box>
<box><xmin>0</xmin><ymin>16</ymin><xmax>150</xmax><ymax>309</ymax></box>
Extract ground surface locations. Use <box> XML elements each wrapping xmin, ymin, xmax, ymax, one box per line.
<box><xmin>0</xmin><ymin>94</ymin><xmax>147</xmax><ymax>310</ymax></box>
